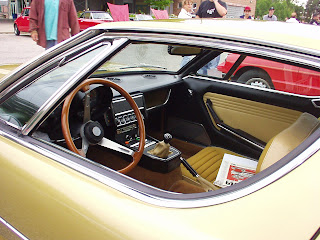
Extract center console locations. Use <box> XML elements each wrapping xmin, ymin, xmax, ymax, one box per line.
<box><xmin>110</xmin><ymin>93</ymin><xmax>181</xmax><ymax>173</ymax></box>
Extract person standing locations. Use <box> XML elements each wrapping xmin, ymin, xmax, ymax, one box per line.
<box><xmin>286</xmin><ymin>12</ymin><xmax>299</xmax><ymax>23</ymax></box>
<box><xmin>263</xmin><ymin>7</ymin><xmax>277</xmax><ymax>21</ymax></box>
<box><xmin>196</xmin><ymin>0</ymin><xmax>227</xmax><ymax>19</ymax></box>
<box><xmin>178</xmin><ymin>0</ymin><xmax>194</xmax><ymax>18</ymax></box>
<box><xmin>310</xmin><ymin>12</ymin><xmax>320</xmax><ymax>26</ymax></box>
<box><xmin>193</xmin><ymin>0</ymin><xmax>226</xmax><ymax>75</ymax></box>
<box><xmin>178</xmin><ymin>0</ymin><xmax>194</xmax><ymax>67</ymax></box>
<box><xmin>240</xmin><ymin>6</ymin><xmax>252</xmax><ymax>19</ymax></box>
<box><xmin>29</xmin><ymin>0</ymin><xmax>80</xmax><ymax>49</ymax></box>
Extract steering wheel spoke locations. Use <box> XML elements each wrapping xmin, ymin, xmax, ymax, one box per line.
<box><xmin>98</xmin><ymin>137</ymin><xmax>134</xmax><ymax>156</ymax></box>
<box><xmin>83</xmin><ymin>91</ymin><xmax>91</xmax><ymax>124</ymax></box>
<box><xmin>80</xmin><ymin>131</ymin><xmax>90</xmax><ymax>156</ymax></box>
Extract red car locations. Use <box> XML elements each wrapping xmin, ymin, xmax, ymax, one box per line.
<box><xmin>14</xmin><ymin>7</ymin><xmax>30</xmax><ymax>36</ymax></box>
<box><xmin>14</xmin><ymin>8</ymin><xmax>113</xmax><ymax>35</ymax></box>
<box><xmin>217</xmin><ymin>53</ymin><xmax>320</xmax><ymax>96</ymax></box>
<box><xmin>78</xmin><ymin>11</ymin><xmax>113</xmax><ymax>31</ymax></box>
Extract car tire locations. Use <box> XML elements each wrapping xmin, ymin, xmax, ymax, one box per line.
<box><xmin>14</xmin><ymin>24</ymin><xmax>20</xmax><ymax>36</ymax></box>
<box><xmin>237</xmin><ymin>69</ymin><xmax>274</xmax><ymax>89</ymax></box>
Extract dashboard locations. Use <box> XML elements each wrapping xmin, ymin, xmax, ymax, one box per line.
<box><xmin>33</xmin><ymin>73</ymin><xmax>182</xmax><ymax>173</ymax></box>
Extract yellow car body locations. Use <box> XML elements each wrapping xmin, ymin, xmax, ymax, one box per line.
<box><xmin>0</xmin><ymin>19</ymin><xmax>319</xmax><ymax>239</ymax></box>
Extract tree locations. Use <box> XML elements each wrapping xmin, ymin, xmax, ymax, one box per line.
<box><xmin>305</xmin><ymin>0</ymin><xmax>320</xmax><ymax>22</ymax></box>
<box><xmin>255</xmin><ymin>0</ymin><xmax>306</xmax><ymax>21</ymax></box>
<box><xmin>144</xmin><ymin>0</ymin><xmax>173</xmax><ymax>10</ymax></box>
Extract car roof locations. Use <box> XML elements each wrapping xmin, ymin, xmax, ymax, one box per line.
<box><xmin>85</xmin><ymin>11</ymin><xmax>107</xmax><ymax>13</ymax></box>
<box><xmin>95</xmin><ymin>19</ymin><xmax>320</xmax><ymax>53</ymax></box>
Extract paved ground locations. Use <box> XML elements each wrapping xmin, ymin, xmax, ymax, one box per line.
<box><xmin>0</xmin><ymin>19</ymin><xmax>44</xmax><ymax>79</ymax></box>
<box><xmin>0</xmin><ymin>19</ymin><xmax>14</xmax><ymax>34</ymax></box>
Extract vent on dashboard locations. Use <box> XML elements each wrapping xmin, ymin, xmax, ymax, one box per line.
<box><xmin>106</xmin><ymin>77</ymin><xmax>122</xmax><ymax>83</ymax></box>
<box><xmin>142</xmin><ymin>74</ymin><xmax>157</xmax><ymax>79</ymax></box>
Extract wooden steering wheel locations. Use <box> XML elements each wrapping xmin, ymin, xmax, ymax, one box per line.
<box><xmin>61</xmin><ymin>78</ymin><xmax>145</xmax><ymax>174</ymax></box>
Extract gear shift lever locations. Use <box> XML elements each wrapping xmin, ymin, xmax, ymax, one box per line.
<box><xmin>148</xmin><ymin>133</ymin><xmax>173</xmax><ymax>158</ymax></box>
<box><xmin>164</xmin><ymin>133</ymin><xmax>172</xmax><ymax>144</ymax></box>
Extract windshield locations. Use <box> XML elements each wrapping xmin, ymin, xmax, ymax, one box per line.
<box><xmin>92</xmin><ymin>12</ymin><xmax>113</xmax><ymax>20</ymax></box>
<box><xmin>95</xmin><ymin>43</ymin><xmax>186</xmax><ymax>74</ymax></box>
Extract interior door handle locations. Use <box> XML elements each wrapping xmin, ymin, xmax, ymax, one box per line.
<box><xmin>311</xmin><ymin>99</ymin><xmax>320</xmax><ymax>108</ymax></box>
<box><xmin>205</xmin><ymin>98</ymin><xmax>266</xmax><ymax>150</ymax></box>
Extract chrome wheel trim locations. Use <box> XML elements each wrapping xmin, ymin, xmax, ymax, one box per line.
<box><xmin>246</xmin><ymin>77</ymin><xmax>271</xmax><ymax>89</ymax></box>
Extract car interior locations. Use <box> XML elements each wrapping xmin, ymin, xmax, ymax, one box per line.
<box><xmin>1</xmin><ymin>39</ymin><xmax>320</xmax><ymax>195</ymax></box>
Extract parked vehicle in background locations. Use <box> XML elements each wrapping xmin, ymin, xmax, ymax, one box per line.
<box><xmin>217</xmin><ymin>53</ymin><xmax>320</xmax><ymax>96</ymax></box>
<box><xmin>13</xmin><ymin>7</ymin><xmax>30</xmax><ymax>35</ymax></box>
<box><xmin>78</xmin><ymin>11</ymin><xmax>113</xmax><ymax>31</ymax></box>
<box><xmin>133</xmin><ymin>14</ymin><xmax>154</xmax><ymax>21</ymax></box>
<box><xmin>14</xmin><ymin>8</ymin><xmax>113</xmax><ymax>35</ymax></box>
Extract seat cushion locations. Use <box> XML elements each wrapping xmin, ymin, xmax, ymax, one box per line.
<box><xmin>181</xmin><ymin>146</ymin><xmax>240</xmax><ymax>183</ymax></box>
<box><xmin>181</xmin><ymin>113</ymin><xmax>320</xmax><ymax>185</ymax></box>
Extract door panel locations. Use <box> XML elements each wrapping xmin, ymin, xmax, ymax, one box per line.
<box><xmin>204</xmin><ymin>92</ymin><xmax>302</xmax><ymax>143</ymax></box>
<box><xmin>167</xmin><ymin>77</ymin><xmax>320</xmax><ymax>158</ymax></box>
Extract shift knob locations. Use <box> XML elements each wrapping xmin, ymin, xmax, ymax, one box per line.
<box><xmin>163</xmin><ymin>133</ymin><xmax>172</xmax><ymax>144</ymax></box>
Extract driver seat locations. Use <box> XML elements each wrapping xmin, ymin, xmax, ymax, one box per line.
<box><xmin>181</xmin><ymin>112</ymin><xmax>320</xmax><ymax>185</ymax></box>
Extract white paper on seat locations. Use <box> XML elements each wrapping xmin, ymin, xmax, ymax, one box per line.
<box><xmin>214</xmin><ymin>154</ymin><xmax>258</xmax><ymax>188</ymax></box>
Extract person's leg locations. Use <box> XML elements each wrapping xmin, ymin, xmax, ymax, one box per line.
<box><xmin>46</xmin><ymin>40</ymin><xmax>58</xmax><ymax>50</ymax></box>
<box><xmin>181</xmin><ymin>56</ymin><xmax>192</xmax><ymax>67</ymax></box>
<box><xmin>197</xmin><ymin>55</ymin><xmax>221</xmax><ymax>75</ymax></box>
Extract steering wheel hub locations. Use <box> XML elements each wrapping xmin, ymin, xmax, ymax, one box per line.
<box><xmin>83</xmin><ymin>121</ymin><xmax>104</xmax><ymax>144</ymax></box>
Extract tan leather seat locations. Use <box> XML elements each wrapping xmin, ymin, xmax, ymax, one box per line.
<box><xmin>181</xmin><ymin>112</ymin><xmax>320</xmax><ymax>183</ymax></box>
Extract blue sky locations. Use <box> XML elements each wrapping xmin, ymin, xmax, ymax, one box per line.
<box><xmin>296</xmin><ymin>0</ymin><xmax>307</xmax><ymax>6</ymax></box>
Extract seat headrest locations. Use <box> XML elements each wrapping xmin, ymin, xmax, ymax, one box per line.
<box><xmin>257</xmin><ymin>112</ymin><xmax>320</xmax><ymax>172</ymax></box>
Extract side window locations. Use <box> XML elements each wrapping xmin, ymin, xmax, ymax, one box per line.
<box><xmin>199</xmin><ymin>52</ymin><xmax>320</xmax><ymax>96</ymax></box>
<box><xmin>23</xmin><ymin>9</ymin><xmax>29</xmax><ymax>16</ymax></box>
<box><xmin>197</xmin><ymin>53</ymin><xmax>227</xmax><ymax>78</ymax></box>
<box><xmin>85</xmin><ymin>12</ymin><xmax>91</xmax><ymax>19</ymax></box>
<box><xmin>181</xmin><ymin>51</ymin><xmax>227</xmax><ymax>78</ymax></box>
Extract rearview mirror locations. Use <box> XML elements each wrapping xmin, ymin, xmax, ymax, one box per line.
<box><xmin>168</xmin><ymin>46</ymin><xmax>202</xmax><ymax>56</ymax></box>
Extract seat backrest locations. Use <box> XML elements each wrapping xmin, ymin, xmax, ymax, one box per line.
<box><xmin>107</xmin><ymin>3</ymin><xmax>129</xmax><ymax>22</ymax></box>
<box><xmin>151</xmin><ymin>9</ymin><xmax>169</xmax><ymax>19</ymax></box>
<box><xmin>256</xmin><ymin>112</ymin><xmax>320</xmax><ymax>173</ymax></box>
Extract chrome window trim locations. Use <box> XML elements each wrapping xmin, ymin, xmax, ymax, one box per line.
<box><xmin>188</xmin><ymin>75</ymin><xmax>320</xmax><ymax>100</ymax></box>
<box><xmin>0</xmin><ymin>215</ymin><xmax>29</xmax><ymax>240</ymax></box>
<box><xmin>1</xmin><ymin>126</ymin><xmax>319</xmax><ymax>209</ymax></box>
<box><xmin>311</xmin><ymin>99</ymin><xmax>320</xmax><ymax>108</ymax></box>
<box><xmin>21</xmin><ymin>38</ymin><xmax>129</xmax><ymax>135</ymax></box>
<box><xmin>0</xmin><ymin>119</ymin><xmax>22</xmax><ymax>131</ymax></box>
